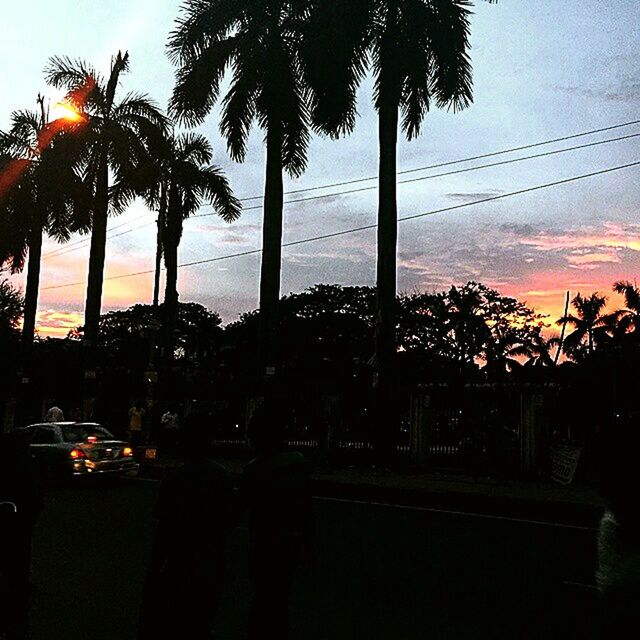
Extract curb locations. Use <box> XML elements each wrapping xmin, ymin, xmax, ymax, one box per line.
<box><xmin>310</xmin><ymin>478</ymin><xmax>602</xmax><ymax>528</ymax></box>
<box><xmin>138</xmin><ymin>459</ymin><xmax>602</xmax><ymax>528</ymax></box>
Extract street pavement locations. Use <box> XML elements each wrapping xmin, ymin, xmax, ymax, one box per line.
<box><xmin>29</xmin><ymin>475</ymin><xmax>602</xmax><ymax>639</ymax></box>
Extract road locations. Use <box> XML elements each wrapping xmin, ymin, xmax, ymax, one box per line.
<box><xmin>30</xmin><ymin>477</ymin><xmax>600</xmax><ymax>639</ymax></box>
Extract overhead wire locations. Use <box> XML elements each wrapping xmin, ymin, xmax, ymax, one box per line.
<box><xmin>38</xmin><ymin>123</ymin><xmax>640</xmax><ymax>258</ymax></box>
<box><xmin>40</xmin><ymin>158</ymin><xmax>640</xmax><ymax>291</ymax></box>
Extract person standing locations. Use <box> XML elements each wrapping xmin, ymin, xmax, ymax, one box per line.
<box><xmin>242</xmin><ymin>399</ymin><xmax>312</xmax><ymax>640</ymax></box>
<box><xmin>128</xmin><ymin>400</ymin><xmax>145</xmax><ymax>446</ymax></box>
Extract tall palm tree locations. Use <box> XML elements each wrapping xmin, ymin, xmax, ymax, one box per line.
<box><xmin>0</xmin><ymin>100</ymin><xmax>90</xmax><ymax>350</ymax></box>
<box><xmin>557</xmin><ymin>292</ymin><xmax>608</xmax><ymax>358</ymax></box>
<box><xmin>307</xmin><ymin>0</ymin><xmax>484</xmax><ymax>450</ymax></box>
<box><xmin>138</xmin><ymin>132</ymin><xmax>241</xmax><ymax>356</ymax></box>
<box><xmin>44</xmin><ymin>52</ymin><xmax>168</xmax><ymax>349</ymax></box>
<box><xmin>168</xmin><ymin>0</ymin><xmax>311</xmax><ymax>380</ymax></box>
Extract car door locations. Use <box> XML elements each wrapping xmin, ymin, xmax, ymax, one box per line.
<box><xmin>29</xmin><ymin>426</ymin><xmax>61</xmax><ymax>469</ymax></box>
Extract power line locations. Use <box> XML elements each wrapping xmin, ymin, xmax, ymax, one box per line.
<box><xmin>43</xmin><ymin>127</ymin><xmax>640</xmax><ymax>260</ymax></box>
<box><xmin>193</xmin><ymin>130</ymin><xmax>640</xmax><ymax>217</ymax></box>
<box><xmin>234</xmin><ymin>118</ymin><xmax>640</xmax><ymax>201</ymax></box>
<box><xmin>40</xmin><ymin>159</ymin><xmax>640</xmax><ymax>291</ymax></box>
<box><xmin>41</xmin><ymin>212</ymin><xmax>153</xmax><ymax>260</ymax></box>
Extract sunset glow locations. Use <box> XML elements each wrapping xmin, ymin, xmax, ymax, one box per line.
<box><xmin>3</xmin><ymin>1</ymin><xmax>639</xmax><ymax>343</ymax></box>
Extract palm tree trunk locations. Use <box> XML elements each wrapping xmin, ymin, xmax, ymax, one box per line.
<box><xmin>153</xmin><ymin>185</ymin><xmax>166</xmax><ymax>308</ymax></box>
<box><xmin>258</xmin><ymin>121</ymin><xmax>284</xmax><ymax>381</ymax></box>
<box><xmin>162</xmin><ymin>191</ymin><xmax>180</xmax><ymax>361</ymax></box>
<box><xmin>373</xmin><ymin>89</ymin><xmax>399</xmax><ymax>458</ymax></box>
<box><xmin>84</xmin><ymin>159</ymin><xmax>109</xmax><ymax>346</ymax></box>
<box><xmin>21</xmin><ymin>219</ymin><xmax>44</xmax><ymax>349</ymax></box>
<box><xmin>16</xmin><ymin>217</ymin><xmax>44</xmax><ymax>427</ymax></box>
<box><xmin>554</xmin><ymin>291</ymin><xmax>570</xmax><ymax>365</ymax></box>
<box><xmin>82</xmin><ymin>158</ymin><xmax>108</xmax><ymax>419</ymax></box>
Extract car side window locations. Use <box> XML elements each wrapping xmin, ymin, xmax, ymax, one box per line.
<box><xmin>31</xmin><ymin>428</ymin><xmax>57</xmax><ymax>445</ymax></box>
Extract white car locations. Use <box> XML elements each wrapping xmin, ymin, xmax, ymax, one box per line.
<box><xmin>19</xmin><ymin>422</ymin><xmax>139</xmax><ymax>479</ymax></box>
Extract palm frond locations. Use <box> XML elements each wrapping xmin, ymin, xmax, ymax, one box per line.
<box><xmin>170</xmin><ymin>37</ymin><xmax>237</xmax><ymax>125</ymax></box>
<box><xmin>45</xmin><ymin>55</ymin><xmax>101</xmax><ymax>91</ymax></box>
<box><xmin>424</xmin><ymin>0</ymin><xmax>473</xmax><ymax>112</ymax></box>
<box><xmin>112</xmin><ymin>93</ymin><xmax>167</xmax><ymax>130</ymax></box>
<box><xmin>166</xmin><ymin>0</ymin><xmax>246</xmax><ymax>64</ymax></box>
<box><xmin>613</xmin><ymin>280</ymin><xmax>640</xmax><ymax>313</ymax></box>
<box><xmin>303</xmin><ymin>0</ymin><xmax>371</xmax><ymax>137</ymax></box>
<box><xmin>10</xmin><ymin>110</ymin><xmax>41</xmax><ymax>144</ymax></box>
<box><xmin>220</xmin><ymin>58</ymin><xmax>259</xmax><ymax>162</ymax></box>
<box><xmin>257</xmin><ymin>40</ymin><xmax>310</xmax><ymax>178</ymax></box>
<box><xmin>197</xmin><ymin>166</ymin><xmax>242</xmax><ymax>223</ymax></box>
<box><xmin>176</xmin><ymin>132</ymin><xmax>213</xmax><ymax>166</ymax></box>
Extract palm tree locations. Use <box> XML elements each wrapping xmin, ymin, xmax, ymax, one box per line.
<box><xmin>168</xmin><ymin>0</ymin><xmax>311</xmax><ymax>379</ymax></box>
<box><xmin>446</xmin><ymin>283</ymin><xmax>487</xmax><ymax>367</ymax></box>
<box><xmin>44</xmin><ymin>52</ymin><xmax>167</xmax><ymax>349</ymax></box>
<box><xmin>138</xmin><ymin>132</ymin><xmax>241</xmax><ymax>356</ymax></box>
<box><xmin>557</xmin><ymin>292</ymin><xmax>608</xmax><ymax>358</ymax></box>
<box><xmin>307</xmin><ymin>1</ymin><xmax>484</xmax><ymax>449</ymax></box>
<box><xmin>607</xmin><ymin>281</ymin><xmax>640</xmax><ymax>338</ymax></box>
<box><xmin>0</xmin><ymin>98</ymin><xmax>90</xmax><ymax>350</ymax></box>
<box><xmin>523</xmin><ymin>330</ymin><xmax>559</xmax><ymax>368</ymax></box>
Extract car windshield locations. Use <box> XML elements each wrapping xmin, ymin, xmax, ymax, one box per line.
<box><xmin>61</xmin><ymin>425</ymin><xmax>114</xmax><ymax>443</ymax></box>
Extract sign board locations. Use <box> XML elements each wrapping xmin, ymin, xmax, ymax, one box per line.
<box><xmin>549</xmin><ymin>445</ymin><xmax>582</xmax><ymax>485</ymax></box>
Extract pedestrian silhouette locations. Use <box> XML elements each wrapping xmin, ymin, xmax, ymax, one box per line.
<box><xmin>128</xmin><ymin>400</ymin><xmax>145</xmax><ymax>446</ymax></box>
<box><xmin>242</xmin><ymin>399</ymin><xmax>312</xmax><ymax>640</ymax></box>
<box><xmin>137</xmin><ymin>414</ymin><xmax>235</xmax><ymax>640</ymax></box>
<box><xmin>44</xmin><ymin>402</ymin><xmax>64</xmax><ymax>423</ymax></box>
<box><xmin>597</xmin><ymin>414</ymin><xmax>640</xmax><ymax>632</ymax></box>
<box><xmin>0</xmin><ymin>430</ymin><xmax>43</xmax><ymax>640</ymax></box>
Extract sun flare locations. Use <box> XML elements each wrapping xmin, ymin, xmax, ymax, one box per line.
<box><xmin>51</xmin><ymin>101</ymin><xmax>84</xmax><ymax>122</ymax></box>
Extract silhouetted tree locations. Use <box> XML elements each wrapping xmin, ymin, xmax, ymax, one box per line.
<box><xmin>307</xmin><ymin>0</ymin><xmax>483</xmax><ymax>450</ymax></box>
<box><xmin>607</xmin><ymin>280</ymin><xmax>640</xmax><ymax>339</ymax></box>
<box><xmin>133</xmin><ymin>132</ymin><xmax>240</xmax><ymax>358</ymax></box>
<box><xmin>522</xmin><ymin>329</ymin><xmax>559</xmax><ymax>369</ymax></box>
<box><xmin>480</xmin><ymin>285</ymin><xmax>546</xmax><ymax>375</ymax></box>
<box><xmin>0</xmin><ymin>279</ymin><xmax>23</xmax><ymax>410</ymax></box>
<box><xmin>45</xmin><ymin>51</ymin><xmax>167</xmax><ymax>349</ymax></box>
<box><xmin>0</xmin><ymin>278</ymin><xmax>23</xmax><ymax>337</ymax></box>
<box><xmin>558</xmin><ymin>292</ymin><xmax>608</xmax><ymax>360</ymax></box>
<box><xmin>169</xmin><ymin>0</ymin><xmax>312</xmax><ymax>380</ymax></box>
<box><xmin>0</xmin><ymin>101</ymin><xmax>89</xmax><ymax>349</ymax></box>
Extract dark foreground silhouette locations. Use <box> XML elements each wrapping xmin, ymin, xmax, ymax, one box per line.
<box><xmin>596</xmin><ymin>416</ymin><xmax>640</xmax><ymax>634</ymax></box>
<box><xmin>137</xmin><ymin>416</ymin><xmax>235</xmax><ymax>639</ymax></box>
<box><xmin>138</xmin><ymin>403</ymin><xmax>312</xmax><ymax>639</ymax></box>
<box><xmin>243</xmin><ymin>401</ymin><xmax>312</xmax><ymax>640</ymax></box>
<box><xmin>0</xmin><ymin>430</ymin><xmax>43</xmax><ymax>640</ymax></box>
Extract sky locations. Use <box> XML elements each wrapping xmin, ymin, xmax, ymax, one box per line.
<box><xmin>1</xmin><ymin>0</ymin><xmax>639</xmax><ymax>338</ymax></box>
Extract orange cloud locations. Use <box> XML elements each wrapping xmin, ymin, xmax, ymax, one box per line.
<box><xmin>34</xmin><ymin>310</ymin><xmax>84</xmax><ymax>339</ymax></box>
<box><xmin>517</xmin><ymin>222</ymin><xmax>640</xmax><ymax>260</ymax></box>
<box><xmin>500</xmin><ymin>270</ymin><xmax>626</xmax><ymax>331</ymax></box>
